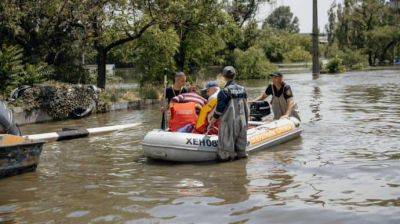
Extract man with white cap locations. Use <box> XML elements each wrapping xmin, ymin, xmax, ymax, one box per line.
<box><xmin>209</xmin><ymin>66</ymin><xmax>249</xmax><ymax>161</ymax></box>
<box><xmin>195</xmin><ymin>81</ymin><xmax>220</xmax><ymax>134</ymax></box>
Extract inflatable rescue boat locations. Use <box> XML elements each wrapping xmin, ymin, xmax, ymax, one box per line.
<box><xmin>143</xmin><ymin>117</ymin><xmax>301</xmax><ymax>162</ymax></box>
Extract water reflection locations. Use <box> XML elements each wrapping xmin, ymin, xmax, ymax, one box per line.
<box><xmin>310</xmin><ymin>86</ymin><xmax>322</xmax><ymax>122</ymax></box>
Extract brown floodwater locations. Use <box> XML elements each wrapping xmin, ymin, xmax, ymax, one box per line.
<box><xmin>1</xmin><ymin>70</ymin><xmax>400</xmax><ymax>224</ymax></box>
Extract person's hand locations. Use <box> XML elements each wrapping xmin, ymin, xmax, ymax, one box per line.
<box><xmin>161</xmin><ymin>106</ymin><xmax>166</xmax><ymax>112</ymax></box>
<box><xmin>280</xmin><ymin>114</ymin><xmax>289</xmax><ymax>119</ymax></box>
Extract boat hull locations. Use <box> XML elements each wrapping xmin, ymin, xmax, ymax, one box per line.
<box><xmin>143</xmin><ymin>118</ymin><xmax>302</xmax><ymax>162</ymax></box>
<box><xmin>0</xmin><ymin>139</ymin><xmax>44</xmax><ymax>178</ymax></box>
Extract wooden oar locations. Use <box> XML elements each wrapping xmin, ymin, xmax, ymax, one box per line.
<box><xmin>25</xmin><ymin>123</ymin><xmax>140</xmax><ymax>142</ymax></box>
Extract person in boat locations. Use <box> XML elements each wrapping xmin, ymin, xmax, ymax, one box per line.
<box><xmin>169</xmin><ymin>92</ymin><xmax>207</xmax><ymax>133</ymax></box>
<box><xmin>162</xmin><ymin>71</ymin><xmax>188</xmax><ymax>127</ymax></box>
<box><xmin>253</xmin><ymin>72</ymin><xmax>300</xmax><ymax>120</ymax></box>
<box><xmin>209</xmin><ymin>66</ymin><xmax>249</xmax><ymax>161</ymax></box>
<box><xmin>165</xmin><ymin>71</ymin><xmax>189</xmax><ymax>104</ymax></box>
<box><xmin>195</xmin><ymin>81</ymin><xmax>220</xmax><ymax>134</ymax></box>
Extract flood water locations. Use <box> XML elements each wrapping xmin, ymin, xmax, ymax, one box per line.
<box><xmin>1</xmin><ymin>69</ymin><xmax>400</xmax><ymax>224</ymax></box>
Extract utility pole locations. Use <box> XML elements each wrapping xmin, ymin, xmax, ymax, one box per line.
<box><xmin>312</xmin><ymin>0</ymin><xmax>320</xmax><ymax>77</ymax></box>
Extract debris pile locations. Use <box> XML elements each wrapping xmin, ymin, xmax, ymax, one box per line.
<box><xmin>10</xmin><ymin>83</ymin><xmax>99</xmax><ymax>120</ymax></box>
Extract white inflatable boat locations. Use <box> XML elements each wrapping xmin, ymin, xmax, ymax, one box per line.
<box><xmin>142</xmin><ymin>117</ymin><xmax>302</xmax><ymax>162</ymax></box>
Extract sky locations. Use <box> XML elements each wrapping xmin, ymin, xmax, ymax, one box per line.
<box><xmin>257</xmin><ymin>0</ymin><xmax>344</xmax><ymax>33</ymax></box>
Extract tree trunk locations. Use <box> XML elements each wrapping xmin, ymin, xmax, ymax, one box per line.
<box><xmin>175</xmin><ymin>42</ymin><xmax>186</xmax><ymax>71</ymax></box>
<box><xmin>368</xmin><ymin>52</ymin><xmax>373</xmax><ymax>66</ymax></box>
<box><xmin>312</xmin><ymin>0</ymin><xmax>320</xmax><ymax>77</ymax></box>
<box><xmin>97</xmin><ymin>49</ymin><xmax>107</xmax><ymax>89</ymax></box>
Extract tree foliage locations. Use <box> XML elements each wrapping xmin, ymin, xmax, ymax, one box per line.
<box><xmin>233</xmin><ymin>47</ymin><xmax>276</xmax><ymax>79</ymax></box>
<box><xmin>0</xmin><ymin>45</ymin><xmax>49</xmax><ymax>94</ymax></box>
<box><xmin>0</xmin><ymin>0</ymin><xmax>318</xmax><ymax>94</ymax></box>
<box><xmin>226</xmin><ymin>0</ymin><xmax>269</xmax><ymax>27</ymax></box>
<box><xmin>327</xmin><ymin>0</ymin><xmax>400</xmax><ymax>65</ymax></box>
<box><xmin>264</xmin><ymin>6</ymin><xmax>299</xmax><ymax>33</ymax></box>
<box><xmin>283</xmin><ymin>46</ymin><xmax>312</xmax><ymax>63</ymax></box>
<box><xmin>135</xmin><ymin>27</ymin><xmax>179</xmax><ymax>85</ymax></box>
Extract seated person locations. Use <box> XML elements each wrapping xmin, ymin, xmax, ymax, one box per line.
<box><xmin>195</xmin><ymin>81</ymin><xmax>220</xmax><ymax>135</ymax></box>
<box><xmin>171</xmin><ymin>92</ymin><xmax>207</xmax><ymax>107</ymax></box>
<box><xmin>169</xmin><ymin>101</ymin><xmax>198</xmax><ymax>133</ymax></box>
<box><xmin>169</xmin><ymin>92</ymin><xmax>206</xmax><ymax>133</ymax></box>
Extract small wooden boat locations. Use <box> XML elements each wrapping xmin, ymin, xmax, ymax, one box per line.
<box><xmin>142</xmin><ymin>117</ymin><xmax>302</xmax><ymax>162</ymax></box>
<box><xmin>0</xmin><ymin>135</ymin><xmax>44</xmax><ymax>178</ymax></box>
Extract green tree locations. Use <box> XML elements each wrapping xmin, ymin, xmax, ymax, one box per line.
<box><xmin>283</xmin><ymin>46</ymin><xmax>312</xmax><ymax>63</ymax></box>
<box><xmin>264</xmin><ymin>6</ymin><xmax>299</xmax><ymax>33</ymax></box>
<box><xmin>226</xmin><ymin>0</ymin><xmax>269</xmax><ymax>27</ymax></box>
<box><xmin>0</xmin><ymin>45</ymin><xmax>49</xmax><ymax>95</ymax></box>
<box><xmin>326</xmin><ymin>1</ymin><xmax>337</xmax><ymax>44</ymax></box>
<box><xmin>365</xmin><ymin>26</ymin><xmax>400</xmax><ymax>65</ymax></box>
<box><xmin>75</xmin><ymin>0</ymin><xmax>157</xmax><ymax>88</ymax></box>
<box><xmin>166</xmin><ymin>0</ymin><xmax>225</xmax><ymax>72</ymax></box>
<box><xmin>135</xmin><ymin>27</ymin><xmax>179</xmax><ymax>85</ymax></box>
<box><xmin>0</xmin><ymin>1</ymin><xmax>86</xmax><ymax>72</ymax></box>
<box><xmin>233</xmin><ymin>47</ymin><xmax>276</xmax><ymax>79</ymax></box>
<box><xmin>329</xmin><ymin>0</ymin><xmax>400</xmax><ymax>65</ymax></box>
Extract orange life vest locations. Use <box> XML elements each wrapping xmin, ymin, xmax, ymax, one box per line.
<box><xmin>169</xmin><ymin>102</ymin><xmax>198</xmax><ymax>132</ymax></box>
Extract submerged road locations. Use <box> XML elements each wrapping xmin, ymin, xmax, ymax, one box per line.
<box><xmin>1</xmin><ymin>70</ymin><xmax>399</xmax><ymax>223</ymax></box>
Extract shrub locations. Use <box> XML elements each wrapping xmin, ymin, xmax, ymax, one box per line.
<box><xmin>324</xmin><ymin>44</ymin><xmax>368</xmax><ymax>71</ymax></box>
<box><xmin>139</xmin><ymin>86</ymin><xmax>160</xmax><ymax>99</ymax></box>
<box><xmin>50</xmin><ymin>64</ymin><xmax>94</xmax><ymax>84</ymax></box>
<box><xmin>283</xmin><ymin>46</ymin><xmax>312</xmax><ymax>62</ymax></box>
<box><xmin>324</xmin><ymin>43</ymin><xmax>342</xmax><ymax>59</ymax></box>
<box><xmin>325</xmin><ymin>56</ymin><xmax>346</xmax><ymax>73</ymax></box>
<box><xmin>338</xmin><ymin>49</ymin><xmax>368</xmax><ymax>70</ymax></box>
<box><xmin>233</xmin><ymin>47</ymin><xmax>277</xmax><ymax>79</ymax></box>
<box><xmin>0</xmin><ymin>44</ymin><xmax>50</xmax><ymax>95</ymax></box>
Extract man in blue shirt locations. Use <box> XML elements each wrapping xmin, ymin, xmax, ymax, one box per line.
<box><xmin>209</xmin><ymin>66</ymin><xmax>249</xmax><ymax>161</ymax></box>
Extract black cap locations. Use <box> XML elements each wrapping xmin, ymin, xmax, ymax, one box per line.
<box><xmin>270</xmin><ymin>72</ymin><xmax>283</xmax><ymax>77</ymax></box>
<box><xmin>222</xmin><ymin>66</ymin><xmax>236</xmax><ymax>79</ymax></box>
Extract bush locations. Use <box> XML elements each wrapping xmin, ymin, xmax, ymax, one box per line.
<box><xmin>324</xmin><ymin>44</ymin><xmax>368</xmax><ymax>71</ymax></box>
<box><xmin>338</xmin><ymin>49</ymin><xmax>368</xmax><ymax>70</ymax></box>
<box><xmin>0</xmin><ymin>44</ymin><xmax>50</xmax><ymax>95</ymax></box>
<box><xmin>233</xmin><ymin>47</ymin><xmax>277</xmax><ymax>79</ymax></box>
<box><xmin>139</xmin><ymin>86</ymin><xmax>160</xmax><ymax>99</ymax></box>
<box><xmin>324</xmin><ymin>43</ymin><xmax>342</xmax><ymax>59</ymax></box>
<box><xmin>50</xmin><ymin>64</ymin><xmax>94</xmax><ymax>84</ymax></box>
<box><xmin>325</xmin><ymin>56</ymin><xmax>346</xmax><ymax>73</ymax></box>
<box><xmin>283</xmin><ymin>46</ymin><xmax>312</xmax><ymax>62</ymax></box>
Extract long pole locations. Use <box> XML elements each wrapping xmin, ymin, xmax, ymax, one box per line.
<box><xmin>25</xmin><ymin>123</ymin><xmax>141</xmax><ymax>142</ymax></box>
<box><xmin>312</xmin><ymin>0</ymin><xmax>320</xmax><ymax>77</ymax></box>
<box><xmin>160</xmin><ymin>71</ymin><xmax>168</xmax><ymax>130</ymax></box>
